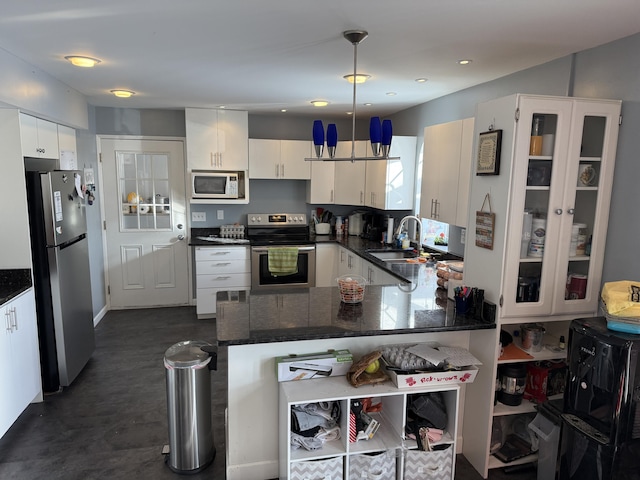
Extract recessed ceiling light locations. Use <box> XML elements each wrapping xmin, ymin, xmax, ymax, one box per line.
<box><xmin>386</xmin><ymin>92</ymin><xmax>397</xmax><ymax>96</ymax></box>
<box><xmin>110</xmin><ymin>89</ymin><xmax>135</xmax><ymax>98</ymax></box>
<box><xmin>343</xmin><ymin>74</ymin><xmax>371</xmax><ymax>84</ymax></box>
<box><xmin>415</xmin><ymin>78</ymin><xmax>428</xmax><ymax>83</ymax></box>
<box><xmin>65</xmin><ymin>55</ymin><xmax>101</xmax><ymax>68</ymax></box>
<box><xmin>363</xmin><ymin>103</ymin><xmax>372</xmax><ymax>107</ymax></box>
<box><xmin>281</xmin><ymin>109</ymin><xmax>287</xmax><ymax>113</ymax></box>
<box><xmin>457</xmin><ymin>59</ymin><xmax>472</xmax><ymax>65</ymax></box>
<box><xmin>311</xmin><ymin>100</ymin><xmax>329</xmax><ymax>107</ymax></box>
<box><xmin>217</xmin><ymin>105</ymin><xmax>226</xmax><ymax>109</ymax></box>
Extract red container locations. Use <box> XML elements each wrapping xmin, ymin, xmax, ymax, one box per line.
<box><xmin>524</xmin><ymin>361</ymin><xmax>567</xmax><ymax>403</ymax></box>
<box><xmin>567</xmin><ymin>273</ymin><xmax>587</xmax><ymax>299</ymax></box>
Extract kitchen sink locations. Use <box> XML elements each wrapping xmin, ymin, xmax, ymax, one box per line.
<box><xmin>367</xmin><ymin>250</ymin><xmax>416</xmax><ymax>262</ymax></box>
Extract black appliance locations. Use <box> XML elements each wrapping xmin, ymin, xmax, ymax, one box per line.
<box><xmin>25</xmin><ymin>168</ymin><xmax>95</xmax><ymax>393</ymax></box>
<box><xmin>559</xmin><ymin>316</ymin><xmax>640</xmax><ymax>480</ymax></box>
<box><xmin>362</xmin><ymin>212</ymin><xmax>385</xmax><ymax>241</ymax></box>
<box><xmin>247</xmin><ymin>213</ymin><xmax>316</xmax><ymax>290</ymax></box>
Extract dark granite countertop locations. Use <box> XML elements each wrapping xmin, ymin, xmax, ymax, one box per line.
<box><xmin>0</xmin><ymin>269</ymin><xmax>32</xmax><ymax>306</ymax></box>
<box><xmin>216</xmin><ymin>276</ymin><xmax>495</xmax><ymax>346</ymax></box>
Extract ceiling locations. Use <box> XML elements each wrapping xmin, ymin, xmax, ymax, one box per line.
<box><xmin>2</xmin><ymin>1</ymin><xmax>640</xmax><ymax>117</ymax></box>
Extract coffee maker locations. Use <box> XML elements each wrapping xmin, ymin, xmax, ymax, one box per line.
<box><xmin>362</xmin><ymin>213</ymin><xmax>384</xmax><ymax>240</ymax></box>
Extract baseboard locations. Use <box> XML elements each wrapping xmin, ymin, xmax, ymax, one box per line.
<box><xmin>226</xmin><ymin>461</ymin><xmax>278</xmax><ymax>480</ymax></box>
<box><xmin>93</xmin><ymin>305</ymin><xmax>108</xmax><ymax>327</ymax></box>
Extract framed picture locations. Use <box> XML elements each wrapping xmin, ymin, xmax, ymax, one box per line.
<box><xmin>476</xmin><ymin>129</ymin><xmax>502</xmax><ymax>175</ymax></box>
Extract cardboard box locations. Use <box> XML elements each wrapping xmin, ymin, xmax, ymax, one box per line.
<box><xmin>385</xmin><ymin>364</ymin><xmax>479</xmax><ymax>389</ymax></box>
<box><xmin>524</xmin><ymin>361</ymin><xmax>567</xmax><ymax>403</ymax></box>
<box><xmin>276</xmin><ymin>349</ymin><xmax>353</xmax><ymax>382</ymax></box>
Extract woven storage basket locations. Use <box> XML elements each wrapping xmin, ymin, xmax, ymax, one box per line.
<box><xmin>337</xmin><ymin>275</ymin><xmax>366</xmax><ymax>304</ymax></box>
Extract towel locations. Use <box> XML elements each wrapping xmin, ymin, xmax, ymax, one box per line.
<box><xmin>268</xmin><ymin>247</ymin><xmax>298</xmax><ymax>276</ymax></box>
<box><xmin>602</xmin><ymin>280</ymin><xmax>640</xmax><ymax>318</ymax></box>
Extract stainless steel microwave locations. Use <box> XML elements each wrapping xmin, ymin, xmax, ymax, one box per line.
<box><xmin>191</xmin><ymin>170</ymin><xmax>245</xmax><ymax>199</ymax></box>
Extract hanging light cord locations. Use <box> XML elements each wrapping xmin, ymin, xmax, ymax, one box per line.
<box><xmin>351</xmin><ymin>39</ymin><xmax>358</xmax><ymax>160</ymax></box>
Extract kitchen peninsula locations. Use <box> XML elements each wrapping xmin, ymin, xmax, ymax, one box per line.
<box><xmin>216</xmin><ymin>259</ymin><xmax>495</xmax><ymax>480</ymax></box>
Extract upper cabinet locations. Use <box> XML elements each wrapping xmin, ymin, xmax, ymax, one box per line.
<box><xmin>334</xmin><ymin>141</ymin><xmax>367</xmax><ymax>206</ymax></box>
<box><xmin>464</xmin><ymin>94</ymin><xmax>621</xmax><ymax>320</ymax></box>
<box><xmin>365</xmin><ymin>135</ymin><xmax>417</xmax><ymax>210</ymax></box>
<box><xmin>57</xmin><ymin>125</ymin><xmax>78</xmax><ymax>170</ymax></box>
<box><xmin>306</xmin><ymin>156</ymin><xmax>335</xmax><ymax>204</ymax></box>
<box><xmin>249</xmin><ymin>139</ymin><xmax>311</xmax><ymax>180</ymax></box>
<box><xmin>421</xmin><ymin>118</ymin><xmax>474</xmax><ymax>226</ymax></box>
<box><xmin>185</xmin><ymin>108</ymin><xmax>248</xmax><ymax>171</ymax></box>
<box><xmin>19</xmin><ymin>113</ymin><xmax>59</xmax><ymax>159</ymax></box>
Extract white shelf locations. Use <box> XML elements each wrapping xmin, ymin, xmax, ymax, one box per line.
<box><xmin>493</xmin><ymin>400</ymin><xmax>537</xmax><ymax>417</ymax></box>
<box><xmin>280</xmin><ymin>376</ymin><xmax>460</xmax><ymax>480</ymax></box>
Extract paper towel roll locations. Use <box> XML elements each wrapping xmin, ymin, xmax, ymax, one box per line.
<box><xmin>386</xmin><ymin>217</ymin><xmax>394</xmax><ymax>244</ymax></box>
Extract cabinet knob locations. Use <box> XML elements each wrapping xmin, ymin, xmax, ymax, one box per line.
<box><xmin>567</xmin><ymin>208</ymin><xmax>575</xmax><ymax>215</ymax></box>
<box><xmin>555</xmin><ymin>208</ymin><xmax>563</xmax><ymax>215</ymax></box>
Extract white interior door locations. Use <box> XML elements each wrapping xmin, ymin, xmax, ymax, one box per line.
<box><xmin>100</xmin><ymin>138</ymin><xmax>189</xmax><ymax>308</ymax></box>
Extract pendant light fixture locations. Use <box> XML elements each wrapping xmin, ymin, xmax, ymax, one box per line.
<box><xmin>306</xmin><ymin>30</ymin><xmax>398</xmax><ymax>162</ymax></box>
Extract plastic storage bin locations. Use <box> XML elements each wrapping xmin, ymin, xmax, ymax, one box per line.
<box><xmin>529</xmin><ymin>410</ymin><xmax>561</xmax><ymax>480</ymax></box>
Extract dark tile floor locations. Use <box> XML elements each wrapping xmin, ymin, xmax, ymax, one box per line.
<box><xmin>0</xmin><ymin>306</ymin><xmax>536</xmax><ymax>479</ymax></box>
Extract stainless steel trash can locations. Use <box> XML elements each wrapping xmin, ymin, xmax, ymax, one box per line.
<box><xmin>164</xmin><ymin>340</ymin><xmax>217</xmax><ymax>474</ymax></box>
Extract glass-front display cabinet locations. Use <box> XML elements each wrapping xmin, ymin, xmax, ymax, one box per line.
<box><xmin>501</xmin><ymin>96</ymin><xmax>621</xmax><ymax>318</ymax></box>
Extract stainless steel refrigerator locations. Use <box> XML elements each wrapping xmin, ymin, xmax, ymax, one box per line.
<box><xmin>26</xmin><ymin>169</ymin><xmax>95</xmax><ymax>393</ymax></box>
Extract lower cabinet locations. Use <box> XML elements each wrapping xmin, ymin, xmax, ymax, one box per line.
<box><xmin>1</xmin><ymin>288</ymin><xmax>42</xmax><ymax>438</ymax></box>
<box><xmin>279</xmin><ymin>376</ymin><xmax>459</xmax><ymax>480</ymax></box>
<box><xmin>195</xmin><ymin>246</ymin><xmax>250</xmax><ymax>318</ymax></box>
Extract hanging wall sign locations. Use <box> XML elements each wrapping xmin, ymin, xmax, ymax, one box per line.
<box><xmin>476</xmin><ymin>129</ymin><xmax>502</xmax><ymax>175</ymax></box>
<box><xmin>475</xmin><ymin>194</ymin><xmax>495</xmax><ymax>250</ymax></box>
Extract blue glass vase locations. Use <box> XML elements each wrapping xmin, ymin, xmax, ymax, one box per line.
<box><xmin>312</xmin><ymin>120</ymin><xmax>324</xmax><ymax>158</ymax></box>
<box><xmin>327</xmin><ymin>123</ymin><xmax>338</xmax><ymax>158</ymax></box>
<box><xmin>381</xmin><ymin>119</ymin><xmax>393</xmax><ymax>157</ymax></box>
<box><xmin>369</xmin><ymin>116</ymin><xmax>382</xmax><ymax>157</ymax></box>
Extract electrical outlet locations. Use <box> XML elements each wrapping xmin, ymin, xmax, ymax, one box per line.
<box><xmin>217</xmin><ymin>209</ymin><xmax>224</xmax><ymax>220</ymax></box>
<box><xmin>460</xmin><ymin>227</ymin><xmax>466</xmax><ymax>244</ymax></box>
<box><xmin>191</xmin><ymin>211</ymin><xmax>206</xmax><ymax>222</ymax></box>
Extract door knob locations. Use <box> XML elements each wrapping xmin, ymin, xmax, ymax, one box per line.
<box><xmin>177</xmin><ymin>234</ymin><xmax>185</xmax><ymax>241</ymax></box>
<box><xmin>177</xmin><ymin>224</ymin><xmax>183</xmax><ymax>229</ymax></box>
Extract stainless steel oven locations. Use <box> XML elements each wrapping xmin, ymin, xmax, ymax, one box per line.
<box><xmin>247</xmin><ymin>213</ymin><xmax>316</xmax><ymax>290</ymax></box>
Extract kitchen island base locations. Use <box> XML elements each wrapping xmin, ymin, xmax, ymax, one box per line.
<box><xmin>225</xmin><ymin>332</ymin><xmax>473</xmax><ymax>480</ymax></box>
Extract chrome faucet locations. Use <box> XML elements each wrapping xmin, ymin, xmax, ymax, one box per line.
<box><xmin>396</xmin><ymin>215</ymin><xmax>422</xmax><ymax>248</ymax></box>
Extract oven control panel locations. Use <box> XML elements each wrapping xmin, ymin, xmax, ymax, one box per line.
<box><xmin>247</xmin><ymin>213</ymin><xmax>307</xmax><ymax>226</ymax></box>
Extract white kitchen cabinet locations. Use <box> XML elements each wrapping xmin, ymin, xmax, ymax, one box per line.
<box><xmin>461</xmin><ymin>94</ymin><xmax>620</xmax><ymax>478</ymax></box>
<box><xmin>365</xmin><ymin>136</ymin><xmax>417</xmax><ymax>210</ymax></box>
<box><xmin>421</xmin><ymin>118</ymin><xmax>474</xmax><ymax>226</ymax></box>
<box><xmin>195</xmin><ymin>246</ymin><xmax>250</xmax><ymax>318</ymax></box>
<box><xmin>337</xmin><ymin>246</ymin><xmax>362</xmax><ymax>278</ymax></box>
<box><xmin>57</xmin><ymin>124</ymin><xmax>77</xmax><ymax>169</ymax></box>
<box><xmin>362</xmin><ymin>261</ymin><xmax>399</xmax><ymax>286</ymax></box>
<box><xmin>185</xmin><ymin>108</ymin><xmax>248</xmax><ymax>171</ymax></box>
<box><xmin>279</xmin><ymin>377</ymin><xmax>459</xmax><ymax>480</ymax></box>
<box><xmin>1</xmin><ymin>288</ymin><xmax>42</xmax><ymax>438</ymax></box>
<box><xmin>19</xmin><ymin>113</ymin><xmax>59</xmax><ymax>159</ymax></box>
<box><xmin>334</xmin><ymin>141</ymin><xmax>367</xmax><ymax>206</ymax></box>
<box><xmin>306</xmin><ymin>157</ymin><xmax>335</xmax><ymax>204</ymax></box>
<box><xmin>315</xmin><ymin>243</ymin><xmax>338</xmax><ymax>287</ymax></box>
<box><xmin>249</xmin><ymin>139</ymin><xmax>311</xmax><ymax>179</ymax></box>
<box><xmin>0</xmin><ymin>110</ymin><xmax>34</xmax><ymax>267</ymax></box>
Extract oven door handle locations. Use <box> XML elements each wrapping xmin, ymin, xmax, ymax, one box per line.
<box><xmin>251</xmin><ymin>246</ymin><xmax>316</xmax><ymax>253</ymax></box>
